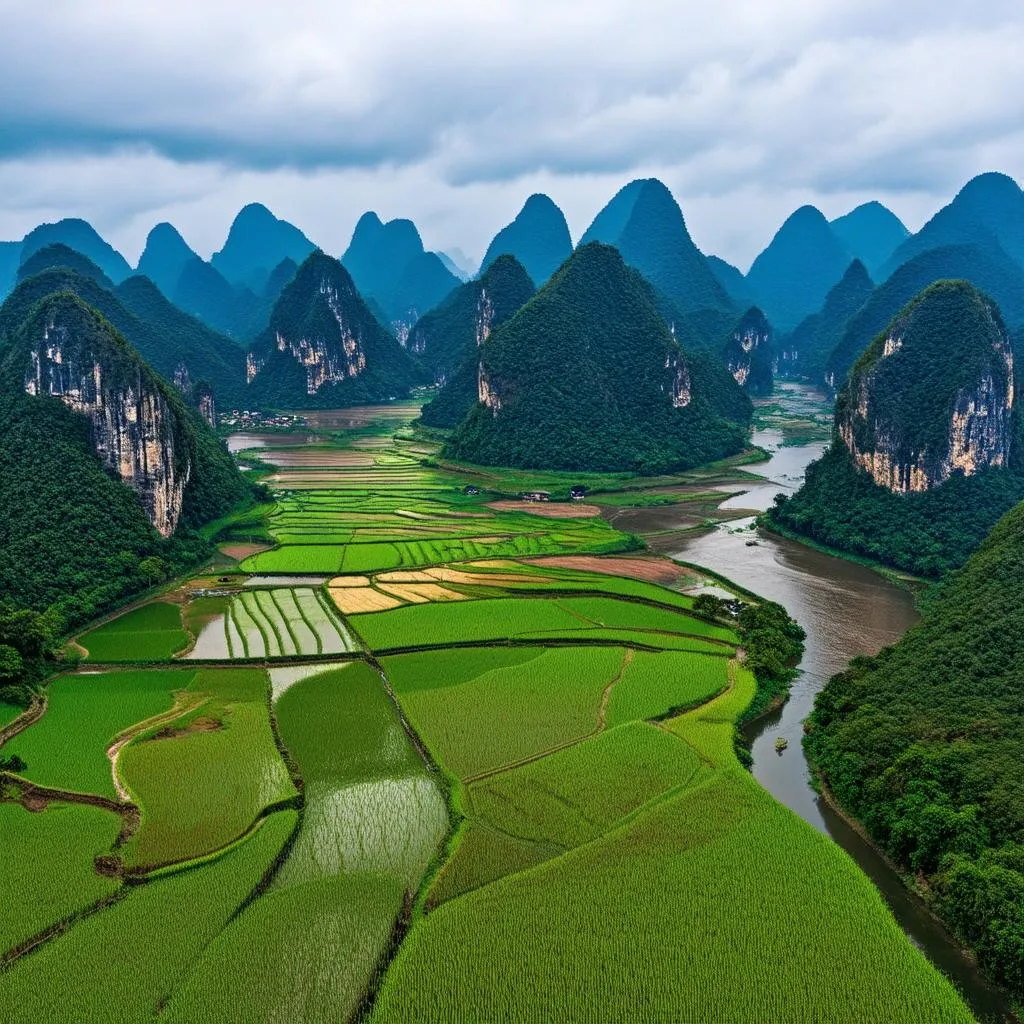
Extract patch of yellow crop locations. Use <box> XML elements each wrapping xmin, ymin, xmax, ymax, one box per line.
<box><xmin>328</xmin><ymin>587</ymin><xmax>403</xmax><ymax>613</ymax></box>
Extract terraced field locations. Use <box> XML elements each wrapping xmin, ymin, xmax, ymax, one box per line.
<box><xmin>0</xmin><ymin>404</ymin><xmax>976</xmax><ymax>1023</ymax></box>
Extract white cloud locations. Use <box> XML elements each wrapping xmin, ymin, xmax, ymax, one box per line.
<box><xmin>0</xmin><ymin>0</ymin><xmax>1022</xmax><ymax>267</ymax></box>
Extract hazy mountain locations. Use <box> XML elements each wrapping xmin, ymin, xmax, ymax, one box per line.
<box><xmin>781</xmin><ymin>260</ymin><xmax>874</xmax><ymax>381</ymax></box>
<box><xmin>20</xmin><ymin>218</ymin><xmax>132</xmax><ymax>284</ymax></box>
<box><xmin>447</xmin><ymin>242</ymin><xmax>748</xmax><ymax>472</ymax></box>
<box><xmin>18</xmin><ymin>243</ymin><xmax>113</xmax><ymax>288</ymax></box>
<box><xmin>342</xmin><ymin>212</ymin><xmax>461</xmax><ymax>324</ymax></box>
<box><xmin>830</xmin><ymin>202</ymin><xmax>909</xmax><ymax>276</ymax></box>
<box><xmin>211</xmin><ymin>203</ymin><xmax>316</xmax><ymax>292</ymax></box>
<box><xmin>480</xmin><ymin>194</ymin><xmax>572</xmax><ymax>286</ymax></box>
<box><xmin>0</xmin><ymin>284</ymin><xmax>246</xmax><ymax>617</ymax></box>
<box><xmin>774</xmin><ymin>281</ymin><xmax>1024</xmax><ymax>576</ymax></box>
<box><xmin>707</xmin><ymin>255</ymin><xmax>756</xmax><ymax>309</ymax></box>
<box><xmin>136</xmin><ymin>223</ymin><xmax>200</xmax><ymax>298</ymax></box>
<box><xmin>415</xmin><ymin>255</ymin><xmax>536</xmax><ymax>429</ymax></box>
<box><xmin>441</xmin><ymin>248</ymin><xmax>476</xmax><ymax>280</ymax></box>
<box><xmin>245</xmin><ymin>251</ymin><xmax>423</xmax><ymax>407</ymax></box>
<box><xmin>0</xmin><ymin>242</ymin><xmax>20</xmax><ymax>300</ymax></box>
<box><xmin>172</xmin><ymin>256</ymin><xmax>262</xmax><ymax>341</ymax></box>
<box><xmin>746</xmin><ymin>206</ymin><xmax>851</xmax><ymax>332</ymax></box>
<box><xmin>825</xmin><ymin>243</ymin><xmax>1024</xmax><ymax>388</ymax></box>
<box><xmin>881</xmin><ymin>173</ymin><xmax>1024</xmax><ymax>280</ymax></box>
<box><xmin>579</xmin><ymin>178</ymin><xmax>734</xmax><ymax>318</ymax></box>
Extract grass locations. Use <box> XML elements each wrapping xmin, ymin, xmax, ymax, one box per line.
<box><xmin>4</xmin><ymin>669</ymin><xmax>194</xmax><ymax>798</ymax></box>
<box><xmin>118</xmin><ymin>669</ymin><xmax>296</xmax><ymax>869</ymax></box>
<box><xmin>79</xmin><ymin>603</ymin><xmax>189</xmax><ymax>662</ymax></box>
<box><xmin>383</xmin><ymin>647</ymin><xmax>625</xmax><ymax>780</ymax></box>
<box><xmin>0</xmin><ymin>811</ymin><xmax>296</xmax><ymax>1024</ymax></box>
<box><xmin>0</xmin><ymin>801</ymin><xmax>123</xmax><ymax>954</ymax></box>
<box><xmin>160</xmin><ymin>873</ymin><xmax>406</xmax><ymax>1024</ymax></box>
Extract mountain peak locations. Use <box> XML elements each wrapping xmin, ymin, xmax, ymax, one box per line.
<box><xmin>20</xmin><ymin>218</ymin><xmax>132</xmax><ymax>285</ymax></box>
<box><xmin>479</xmin><ymin>193</ymin><xmax>572</xmax><ymax>285</ymax></box>
<box><xmin>211</xmin><ymin>204</ymin><xmax>315</xmax><ymax>290</ymax></box>
<box><xmin>747</xmin><ymin>206</ymin><xmax>850</xmax><ymax>331</ymax></box>
<box><xmin>137</xmin><ymin>222</ymin><xmax>198</xmax><ymax>296</ymax></box>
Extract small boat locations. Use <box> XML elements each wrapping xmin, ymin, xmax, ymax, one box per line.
<box><xmin>775</xmin><ymin>736</ymin><xmax>788</xmax><ymax>753</ymax></box>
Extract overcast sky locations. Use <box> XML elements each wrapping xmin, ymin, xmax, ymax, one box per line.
<box><xmin>2</xmin><ymin>0</ymin><xmax>1023</xmax><ymax>271</ymax></box>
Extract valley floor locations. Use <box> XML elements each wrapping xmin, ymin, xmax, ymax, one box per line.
<box><xmin>0</xmin><ymin>400</ymin><xmax>975</xmax><ymax>1022</ymax></box>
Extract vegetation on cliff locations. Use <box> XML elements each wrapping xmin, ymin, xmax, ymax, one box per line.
<box><xmin>447</xmin><ymin>243</ymin><xmax>749</xmax><ymax>473</ymax></box>
<box><xmin>773</xmin><ymin>282</ymin><xmax>1024</xmax><ymax>575</ymax></box>
<box><xmin>0</xmin><ymin>290</ymin><xmax>247</xmax><ymax>626</ymax></box>
<box><xmin>806</xmin><ymin>496</ymin><xmax>1024</xmax><ymax>999</ymax></box>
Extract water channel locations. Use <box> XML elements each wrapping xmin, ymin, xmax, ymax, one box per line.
<box><xmin>671</xmin><ymin>387</ymin><xmax>1016</xmax><ymax>1023</ymax></box>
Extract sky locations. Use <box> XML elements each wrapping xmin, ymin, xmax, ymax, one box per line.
<box><xmin>1</xmin><ymin>0</ymin><xmax>1023</xmax><ymax>272</ymax></box>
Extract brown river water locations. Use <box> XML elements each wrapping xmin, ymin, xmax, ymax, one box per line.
<box><xmin>670</xmin><ymin>404</ymin><xmax>1017</xmax><ymax>1023</ymax></box>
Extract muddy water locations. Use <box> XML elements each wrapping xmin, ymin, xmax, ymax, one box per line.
<box><xmin>671</xmin><ymin>403</ymin><xmax>1016</xmax><ymax>1023</ymax></box>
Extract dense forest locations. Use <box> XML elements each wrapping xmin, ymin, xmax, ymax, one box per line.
<box><xmin>448</xmin><ymin>243</ymin><xmax>749</xmax><ymax>473</ymax></box>
<box><xmin>806</xmin><ymin>497</ymin><xmax>1024</xmax><ymax>998</ymax></box>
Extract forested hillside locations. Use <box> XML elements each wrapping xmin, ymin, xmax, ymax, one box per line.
<box><xmin>807</xmin><ymin>497</ymin><xmax>1024</xmax><ymax>998</ymax></box>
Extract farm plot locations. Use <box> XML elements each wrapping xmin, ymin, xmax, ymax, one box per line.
<box><xmin>371</xmin><ymin>664</ymin><xmax>975</xmax><ymax>1024</ymax></box>
<box><xmin>604</xmin><ymin>650</ymin><xmax>729</xmax><ymax>726</ymax></box>
<box><xmin>3</xmin><ymin>669</ymin><xmax>195</xmax><ymax>798</ymax></box>
<box><xmin>0</xmin><ymin>801</ymin><xmax>123</xmax><ymax>954</ymax></box>
<box><xmin>220</xmin><ymin>588</ymin><xmax>358</xmax><ymax>659</ymax></box>
<box><xmin>79</xmin><ymin>603</ymin><xmax>188</xmax><ymax>662</ymax></box>
<box><xmin>382</xmin><ymin>647</ymin><xmax>626</xmax><ymax>780</ymax></box>
<box><xmin>0</xmin><ymin>812</ymin><xmax>296</xmax><ymax>1024</ymax></box>
<box><xmin>117</xmin><ymin>668</ymin><xmax>296</xmax><ymax>870</ymax></box>
<box><xmin>352</xmin><ymin>593</ymin><xmax>733</xmax><ymax>652</ymax></box>
<box><xmin>165</xmin><ymin>662</ymin><xmax>448</xmax><ymax>1023</ymax></box>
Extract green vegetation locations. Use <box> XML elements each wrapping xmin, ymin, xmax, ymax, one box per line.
<box><xmin>604</xmin><ymin>650</ymin><xmax>728</xmax><ymax>726</ymax></box>
<box><xmin>223</xmin><ymin>588</ymin><xmax>356</xmax><ymax>658</ymax></box>
<box><xmin>0</xmin><ymin>801</ymin><xmax>122</xmax><ymax>953</ymax></box>
<box><xmin>0</xmin><ymin>811</ymin><xmax>296</xmax><ymax>1024</ymax></box>
<box><xmin>807</xmin><ymin>497</ymin><xmax>1024</xmax><ymax>999</ymax></box>
<box><xmin>4</xmin><ymin>669</ymin><xmax>193</xmax><ymax>797</ymax></box>
<box><xmin>160</xmin><ymin>873</ymin><xmax>405</xmax><ymax>1024</ymax></box>
<box><xmin>373</xmin><ymin>664</ymin><xmax>972</xmax><ymax>1023</ymax></box>
<box><xmin>118</xmin><ymin>668</ymin><xmax>296</xmax><ymax>869</ymax></box>
<box><xmin>79</xmin><ymin>602</ymin><xmax>188</xmax><ymax>661</ymax></box>
<box><xmin>384</xmin><ymin>647</ymin><xmax>624</xmax><ymax>779</ymax></box>
<box><xmin>448</xmin><ymin>243</ymin><xmax>748</xmax><ymax>473</ymax></box>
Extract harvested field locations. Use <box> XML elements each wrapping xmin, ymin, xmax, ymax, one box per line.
<box><xmin>219</xmin><ymin>543</ymin><xmax>272</xmax><ymax>562</ymax></box>
<box><xmin>375</xmin><ymin>583</ymin><xmax>467</xmax><ymax>604</ymax></box>
<box><xmin>328</xmin><ymin>587</ymin><xmax>402</xmax><ymax>614</ymax></box>
<box><xmin>487</xmin><ymin>501</ymin><xmax>602</xmax><ymax>518</ymax></box>
<box><xmin>527</xmin><ymin>554</ymin><xmax>695</xmax><ymax>584</ymax></box>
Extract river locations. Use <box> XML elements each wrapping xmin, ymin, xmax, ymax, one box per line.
<box><xmin>672</xmin><ymin>391</ymin><xmax>1016</xmax><ymax>1024</ymax></box>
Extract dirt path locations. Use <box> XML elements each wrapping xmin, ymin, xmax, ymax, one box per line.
<box><xmin>106</xmin><ymin>693</ymin><xmax>206</xmax><ymax>802</ymax></box>
<box><xmin>0</xmin><ymin>693</ymin><xmax>47</xmax><ymax>748</ymax></box>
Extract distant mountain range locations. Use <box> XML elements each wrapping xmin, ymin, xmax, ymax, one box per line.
<box><xmin>479</xmin><ymin>194</ymin><xmax>572</xmax><ymax>287</ymax></box>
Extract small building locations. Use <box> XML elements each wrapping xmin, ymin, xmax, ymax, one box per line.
<box><xmin>570</xmin><ymin>486</ymin><xmax>587</xmax><ymax>501</ymax></box>
<box><xmin>463</xmin><ymin>485</ymin><xmax>480</xmax><ymax>496</ymax></box>
<box><xmin>521</xmin><ymin>490</ymin><xmax>551</xmax><ymax>503</ymax></box>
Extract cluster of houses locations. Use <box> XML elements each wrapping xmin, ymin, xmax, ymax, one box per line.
<box><xmin>218</xmin><ymin>410</ymin><xmax>308</xmax><ymax>430</ymax></box>
<box><xmin>462</xmin><ymin>485</ymin><xmax>589</xmax><ymax>502</ymax></box>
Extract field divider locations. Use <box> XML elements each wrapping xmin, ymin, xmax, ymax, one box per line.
<box><xmin>0</xmin><ymin>693</ymin><xmax>47</xmax><ymax>749</ymax></box>
<box><xmin>269</xmin><ymin>589</ymin><xmax>302</xmax><ymax>655</ymax></box>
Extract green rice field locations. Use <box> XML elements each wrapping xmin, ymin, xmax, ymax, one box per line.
<box><xmin>0</xmin><ymin>403</ymin><xmax>979</xmax><ymax>1023</ymax></box>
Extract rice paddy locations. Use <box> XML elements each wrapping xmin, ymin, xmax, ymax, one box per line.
<box><xmin>1</xmin><ymin>401</ymin><xmax>976</xmax><ymax>1023</ymax></box>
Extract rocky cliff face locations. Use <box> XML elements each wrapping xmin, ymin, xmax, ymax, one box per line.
<box><xmin>836</xmin><ymin>281</ymin><xmax>1015</xmax><ymax>494</ymax></box>
<box><xmin>269</xmin><ymin>276</ymin><xmax>367</xmax><ymax>395</ymax></box>
<box><xmin>24</xmin><ymin>314</ymin><xmax>189</xmax><ymax>535</ymax></box>
<box><xmin>722</xmin><ymin>308</ymin><xmax>773</xmax><ymax>394</ymax></box>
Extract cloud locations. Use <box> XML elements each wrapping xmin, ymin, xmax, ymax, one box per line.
<box><xmin>1</xmin><ymin>0</ymin><xmax>1023</xmax><ymax>266</ymax></box>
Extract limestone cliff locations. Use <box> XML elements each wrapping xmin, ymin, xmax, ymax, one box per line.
<box><xmin>836</xmin><ymin>280</ymin><xmax>1015</xmax><ymax>494</ymax></box>
<box><xmin>245</xmin><ymin>251</ymin><xmax>419</xmax><ymax>408</ymax></box>
<box><xmin>21</xmin><ymin>297</ymin><xmax>191</xmax><ymax>535</ymax></box>
<box><xmin>722</xmin><ymin>307</ymin><xmax>773</xmax><ymax>395</ymax></box>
